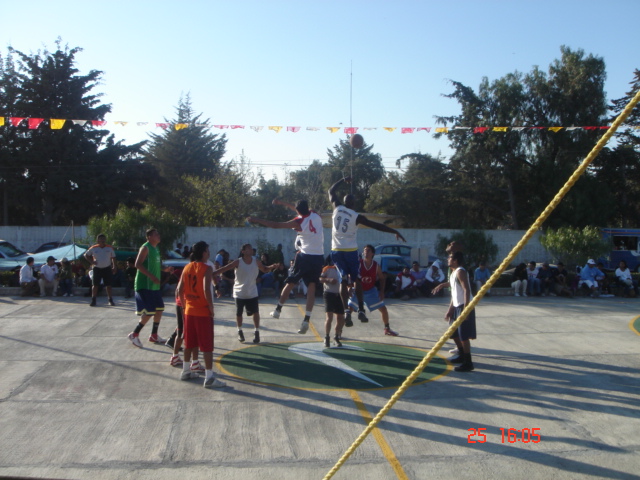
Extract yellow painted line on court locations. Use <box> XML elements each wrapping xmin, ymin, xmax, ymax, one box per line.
<box><xmin>629</xmin><ymin>315</ymin><xmax>640</xmax><ymax>336</ymax></box>
<box><xmin>296</xmin><ymin>301</ymin><xmax>408</xmax><ymax>479</ymax></box>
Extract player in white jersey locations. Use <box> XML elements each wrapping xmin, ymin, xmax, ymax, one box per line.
<box><xmin>445</xmin><ymin>251</ymin><xmax>476</xmax><ymax>372</ymax></box>
<box><xmin>213</xmin><ymin>243</ymin><xmax>277</xmax><ymax>344</ymax></box>
<box><xmin>246</xmin><ymin>198</ymin><xmax>325</xmax><ymax>334</ymax></box>
<box><xmin>328</xmin><ymin>176</ymin><xmax>406</xmax><ymax>327</ymax></box>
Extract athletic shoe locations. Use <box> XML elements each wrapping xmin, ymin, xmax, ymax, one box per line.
<box><xmin>238</xmin><ymin>330</ymin><xmax>245</xmax><ymax>343</ymax></box>
<box><xmin>149</xmin><ymin>334</ymin><xmax>166</xmax><ymax>344</ymax></box>
<box><xmin>180</xmin><ymin>370</ymin><xmax>198</xmax><ymax>381</ymax></box>
<box><xmin>324</xmin><ymin>335</ymin><xmax>330</xmax><ymax>348</ymax></box>
<box><xmin>449</xmin><ymin>347</ymin><xmax>459</xmax><ymax>355</ymax></box>
<box><xmin>344</xmin><ymin>311</ymin><xmax>353</xmax><ymax>327</ymax></box>
<box><xmin>89</xmin><ymin>298</ymin><xmax>96</xmax><ymax>306</ymax></box>
<box><xmin>108</xmin><ymin>298</ymin><xmax>115</xmax><ymax>306</ymax></box>
<box><xmin>165</xmin><ymin>336</ymin><xmax>175</xmax><ymax>348</ymax></box>
<box><xmin>333</xmin><ymin>335</ymin><xmax>342</xmax><ymax>347</ymax></box>
<box><xmin>63</xmin><ymin>293</ymin><xmax>69</xmax><ymax>297</ymax></box>
<box><xmin>127</xmin><ymin>332</ymin><xmax>142</xmax><ymax>348</ymax></box>
<box><xmin>401</xmin><ymin>295</ymin><xmax>410</xmax><ymax>301</ymax></box>
<box><xmin>190</xmin><ymin>362</ymin><xmax>205</xmax><ymax>374</ymax></box>
<box><xmin>253</xmin><ymin>331</ymin><xmax>260</xmax><ymax>344</ymax></box>
<box><xmin>169</xmin><ymin>355</ymin><xmax>183</xmax><ymax>367</ymax></box>
<box><xmin>384</xmin><ymin>327</ymin><xmax>399</xmax><ymax>336</ymax></box>
<box><xmin>270</xmin><ymin>309</ymin><xmax>281</xmax><ymax>319</ymax></box>
<box><xmin>298</xmin><ymin>320</ymin><xmax>309</xmax><ymax>334</ymax></box>
<box><xmin>357</xmin><ymin>310</ymin><xmax>369</xmax><ymax>323</ymax></box>
<box><xmin>69</xmin><ymin>294</ymin><xmax>74</xmax><ymax>297</ymax></box>
<box><xmin>522</xmin><ymin>292</ymin><xmax>528</xmax><ymax>297</ymax></box>
<box><xmin>455</xmin><ymin>363</ymin><xmax>475</xmax><ymax>372</ymax></box>
<box><xmin>204</xmin><ymin>376</ymin><xmax>227</xmax><ymax>388</ymax></box>
<box><xmin>447</xmin><ymin>353</ymin><xmax>465</xmax><ymax>364</ymax></box>
<box><xmin>514</xmin><ymin>292</ymin><xmax>520</xmax><ymax>297</ymax></box>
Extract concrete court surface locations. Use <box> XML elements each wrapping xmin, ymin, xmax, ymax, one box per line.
<box><xmin>0</xmin><ymin>292</ymin><xmax>638</xmax><ymax>480</ymax></box>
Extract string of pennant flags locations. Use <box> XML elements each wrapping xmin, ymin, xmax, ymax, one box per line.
<box><xmin>0</xmin><ymin>116</ymin><xmax>638</xmax><ymax>134</ymax></box>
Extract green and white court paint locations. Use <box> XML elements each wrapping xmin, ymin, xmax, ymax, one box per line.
<box><xmin>218</xmin><ymin>341</ymin><xmax>450</xmax><ymax>391</ymax></box>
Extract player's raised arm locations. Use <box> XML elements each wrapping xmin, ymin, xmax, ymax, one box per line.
<box><xmin>328</xmin><ymin>176</ymin><xmax>352</xmax><ymax>208</ymax></box>
<box><xmin>246</xmin><ymin>216</ymin><xmax>301</xmax><ymax>230</ymax></box>
<box><xmin>355</xmin><ymin>215</ymin><xmax>406</xmax><ymax>243</ymax></box>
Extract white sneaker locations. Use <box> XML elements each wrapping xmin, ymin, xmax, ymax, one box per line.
<box><xmin>69</xmin><ymin>293</ymin><xmax>74</xmax><ymax>297</ymax></box>
<box><xmin>298</xmin><ymin>320</ymin><xmax>309</xmax><ymax>334</ymax></box>
<box><xmin>514</xmin><ymin>293</ymin><xmax>520</xmax><ymax>297</ymax></box>
<box><xmin>63</xmin><ymin>293</ymin><xmax>69</xmax><ymax>297</ymax></box>
<box><xmin>204</xmin><ymin>376</ymin><xmax>226</xmax><ymax>388</ymax></box>
<box><xmin>523</xmin><ymin>293</ymin><xmax>528</xmax><ymax>297</ymax></box>
<box><xmin>180</xmin><ymin>370</ymin><xmax>198</xmax><ymax>381</ymax></box>
<box><xmin>127</xmin><ymin>332</ymin><xmax>143</xmax><ymax>348</ymax></box>
<box><xmin>270</xmin><ymin>309</ymin><xmax>281</xmax><ymax>319</ymax></box>
<box><xmin>449</xmin><ymin>347</ymin><xmax>459</xmax><ymax>355</ymax></box>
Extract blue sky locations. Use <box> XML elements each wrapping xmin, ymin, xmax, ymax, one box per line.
<box><xmin>3</xmin><ymin>0</ymin><xmax>639</xmax><ymax>180</ymax></box>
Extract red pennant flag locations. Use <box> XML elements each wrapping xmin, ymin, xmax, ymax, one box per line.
<box><xmin>417</xmin><ymin>127</ymin><xmax>431</xmax><ymax>132</ymax></box>
<box><xmin>599</xmin><ymin>126</ymin><xmax>610</xmax><ymax>130</ymax></box>
<box><xmin>344</xmin><ymin>127</ymin><xmax>358</xmax><ymax>134</ymax></box>
<box><xmin>156</xmin><ymin>123</ymin><xmax>169</xmax><ymax>129</ymax></box>
<box><xmin>401</xmin><ymin>128</ymin><xmax>415</xmax><ymax>134</ymax></box>
<box><xmin>230</xmin><ymin>125</ymin><xmax>245</xmax><ymax>129</ymax></box>
<box><xmin>10</xmin><ymin>117</ymin><xmax>26</xmax><ymax>127</ymax></box>
<box><xmin>286</xmin><ymin>126</ymin><xmax>300</xmax><ymax>133</ymax></box>
<box><xmin>91</xmin><ymin>120</ymin><xmax>107</xmax><ymax>127</ymax></box>
<box><xmin>583</xmin><ymin>126</ymin><xmax>598</xmax><ymax>131</ymax></box>
<box><xmin>213</xmin><ymin>125</ymin><xmax>229</xmax><ymax>129</ymax></box>
<box><xmin>473</xmin><ymin>127</ymin><xmax>489</xmax><ymax>134</ymax></box>
<box><xmin>28</xmin><ymin>118</ymin><xmax>45</xmax><ymax>129</ymax></box>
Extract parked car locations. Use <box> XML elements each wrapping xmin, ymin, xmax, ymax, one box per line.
<box><xmin>162</xmin><ymin>250</ymin><xmax>189</xmax><ymax>283</ymax></box>
<box><xmin>372</xmin><ymin>253</ymin><xmax>410</xmax><ymax>293</ymax></box>
<box><xmin>374</xmin><ymin>243</ymin><xmax>440</xmax><ymax>267</ymax></box>
<box><xmin>0</xmin><ymin>240</ymin><xmax>87</xmax><ymax>271</ymax></box>
<box><xmin>31</xmin><ymin>241</ymin><xmax>68</xmax><ymax>253</ymax></box>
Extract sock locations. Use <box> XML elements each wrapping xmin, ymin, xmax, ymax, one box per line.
<box><xmin>133</xmin><ymin>323</ymin><xmax>144</xmax><ymax>334</ymax></box>
<box><xmin>205</xmin><ymin>369</ymin><xmax>214</xmax><ymax>379</ymax></box>
<box><xmin>191</xmin><ymin>360</ymin><xmax>200</xmax><ymax>366</ymax></box>
<box><xmin>276</xmin><ymin>303</ymin><xmax>283</xmax><ymax>311</ymax></box>
<box><xmin>305</xmin><ymin>310</ymin><xmax>312</xmax><ymax>317</ymax></box>
<box><xmin>152</xmin><ymin>322</ymin><xmax>160</xmax><ymax>335</ymax></box>
<box><xmin>344</xmin><ymin>309</ymin><xmax>350</xmax><ymax>315</ymax></box>
<box><xmin>238</xmin><ymin>328</ymin><xmax>243</xmax><ymax>332</ymax></box>
<box><xmin>254</xmin><ymin>328</ymin><xmax>259</xmax><ymax>332</ymax></box>
<box><xmin>303</xmin><ymin>315</ymin><xmax>310</xmax><ymax>322</ymax></box>
<box><xmin>182</xmin><ymin>362</ymin><xmax>190</xmax><ymax>373</ymax></box>
<box><xmin>384</xmin><ymin>324</ymin><xmax>390</xmax><ymax>329</ymax></box>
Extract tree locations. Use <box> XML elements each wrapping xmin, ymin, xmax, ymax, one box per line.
<box><xmin>540</xmin><ymin>226</ymin><xmax>611</xmax><ymax>269</ymax></box>
<box><xmin>142</xmin><ymin>94</ymin><xmax>227</xmax><ymax>217</ymax></box>
<box><xmin>435</xmin><ymin>229</ymin><xmax>499</xmax><ymax>270</ymax></box>
<box><xmin>0</xmin><ymin>39</ymin><xmax>150</xmax><ymax>226</ymax></box>
<box><xmin>87</xmin><ymin>204</ymin><xmax>186</xmax><ymax>254</ymax></box>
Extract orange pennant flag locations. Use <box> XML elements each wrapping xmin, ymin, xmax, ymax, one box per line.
<box><xmin>548</xmin><ymin>127</ymin><xmax>563</xmax><ymax>132</ymax></box>
<box><xmin>435</xmin><ymin>127</ymin><xmax>449</xmax><ymax>133</ymax></box>
<box><xmin>326</xmin><ymin>127</ymin><xmax>340</xmax><ymax>133</ymax></box>
<box><xmin>175</xmin><ymin>123</ymin><xmax>188</xmax><ymax>130</ymax></box>
<box><xmin>50</xmin><ymin>119</ymin><xmax>66</xmax><ymax>130</ymax></box>
<box><xmin>383</xmin><ymin>127</ymin><xmax>396</xmax><ymax>132</ymax></box>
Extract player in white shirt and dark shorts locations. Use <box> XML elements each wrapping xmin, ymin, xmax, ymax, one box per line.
<box><xmin>246</xmin><ymin>198</ymin><xmax>325</xmax><ymax>334</ymax></box>
<box><xmin>328</xmin><ymin>176</ymin><xmax>406</xmax><ymax>327</ymax></box>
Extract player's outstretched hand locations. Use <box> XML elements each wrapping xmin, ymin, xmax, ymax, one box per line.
<box><xmin>272</xmin><ymin>197</ymin><xmax>281</xmax><ymax>206</ymax></box>
<box><xmin>395</xmin><ymin>232</ymin><xmax>407</xmax><ymax>242</ymax></box>
<box><xmin>246</xmin><ymin>216</ymin><xmax>255</xmax><ymax>224</ymax></box>
<box><xmin>344</xmin><ymin>176</ymin><xmax>353</xmax><ymax>184</ymax></box>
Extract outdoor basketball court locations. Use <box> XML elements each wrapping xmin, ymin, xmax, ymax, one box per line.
<box><xmin>0</xmin><ymin>293</ymin><xmax>638</xmax><ymax>479</ymax></box>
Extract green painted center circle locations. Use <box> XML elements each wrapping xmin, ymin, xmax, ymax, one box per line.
<box><xmin>218</xmin><ymin>341</ymin><xmax>449</xmax><ymax>390</ymax></box>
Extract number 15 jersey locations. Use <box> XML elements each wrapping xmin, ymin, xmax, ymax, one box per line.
<box><xmin>294</xmin><ymin>211</ymin><xmax>324</xmax><ymax>255</ymax></box>
<box><xmin>332</xmin><ymin>205</ymin><xmax>359</xmax><ymax>251</ymax></box>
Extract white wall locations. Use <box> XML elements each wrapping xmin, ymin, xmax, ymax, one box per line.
<box><xmin>0</xmin><ymin>225</ymin><xmax>546</xmax><ymax>267</ymax></box>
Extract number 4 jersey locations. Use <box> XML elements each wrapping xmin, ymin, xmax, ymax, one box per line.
<box><xmin>294</xmin><ymin>211</ymin><xmax>325</xmax><ymax>255</ymax></box>
<box><xmin>332</xmin><ymin>205</ymin><xmax>360</xmax><ymax>251</ymax></box>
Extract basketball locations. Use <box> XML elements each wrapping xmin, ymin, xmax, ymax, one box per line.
<box><xmin>350</xmin><ymin>133</ymin><xmax>364</xmax><ymax>148</ymax></box>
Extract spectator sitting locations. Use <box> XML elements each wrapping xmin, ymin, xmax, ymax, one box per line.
<box><xmin>175</xmin><ymin>243</ymin><xmax>183</xmax><ymax>256</ymax></box>
<box><xmin>58</xmin><ymin>258</ymin><xmax>75</xmax><ymax>297</ymax></box>
<box><xmin>182</xmin><ymin>244</ymin><xmax>191</xmax><ymax>258</ymax></box>
<box><xmin>38</xmin><ymin>256</ymin><xmax>59</xmax><ymax>297</ymax></box>
<box><xmin>425</xmin><ymin>261</ymin><xmax>445</xmax><ymax>296</ymax></box>
<box><xmin>473</xmin><ymin>262</ymin><xmax>492</xmax><ymax>296</ymax></box>
<box><xmin>394</xmin><ymin>266</ymin><xmax>416</xmax><ymax>300</ymax></box>
<box><xmin>257</xmin><ymin>253</ymin><xmax>275</xmax><ymax>296</ymax></box>
<box><xmin>537</xmin><ymin>262</ymin><xmax>555</xmax><ymax>296</ymax></box>
<box><xmin>511</xmin><ymin>263</ymin><xmax>528</xmax><ymax>296</ymax></box>
<box><xmin>410</xmin><ymin>261</ymin><xmax>428</xmax><ymax>296</ymax></box>
<box><xmin>19</xmin><ymin>257</ymin><xmax>39</xmax><ymax>297</ymax></box>
<box><xmin>579</xmin><ymin>259</ymin><xmax>604</xmax><ymax>298</ymax></box>
<box><xmin>615</xmin><ymin>260</ymin><xmax>638</xmax><ymax>297</ymax></box>
<box><xmin>553</xmin><ymin>262</ymin><xmax>574</xmax><ymax>297</ymax></box>
<box><xmin>526</xmin><ymin>261</ymin><xmax>541</xmax><ymax>296</ymax></box>
<box><xmin>272</xmin><ymin>243</ymin><xmax>284</xmax><ymax>265</ymax></box>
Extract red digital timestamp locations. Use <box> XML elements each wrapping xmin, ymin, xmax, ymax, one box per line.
<box><xmin>467</xmin><ymin>428</ymin><xmax>541</xmax><ymax>444</ymax></box>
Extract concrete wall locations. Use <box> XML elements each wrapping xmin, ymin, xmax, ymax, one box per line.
<box><xmin>0</xmin><ymin>226</ymin><xmax>546</xmax><ymax>267</ymax></box>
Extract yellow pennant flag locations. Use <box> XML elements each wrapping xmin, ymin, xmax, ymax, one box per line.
<box><xmin>548</xmin><ymin>127</ymin><xmax>563</xmax><ymax>132</ymax></box>
<box><xmin>383</xmin><ymin>127</ymin><xmax>396</xmax><ymax>132</ymax></box>
<box><xmin>50</xmin><ymin>119</ymin><xmax>66</xmax><ymax>130</ymax></box>
<box><xmin>269</xmin><ymin>126</ymin><xmax>283</xmax><ymax>133</ymax></box>
<box><xmin>175</xmin><ymin>123</ymin><xmax>188</xmax><ymax>130</ymax></box>
<box><xmin>326</xmin><ymin>127</ymin><xmax>340</xmax><ymax>133</ymax></box>
<box><xmin>114</xmin><ymin>121</ymin><xmax>128</xmax><ymax>126</ymax></box>
<box><xmin>435</xmin><ymin>127</ymin><xmax>449</xmax><ymax>133</ymax></box>
<box><xmin>493</xmin><ymin>127</ymin><xmax>508</xmax><ymax>132</ymax></box>
<box><xmin>0</xmin><ymin>117</ymin><xmax>4</xmax><ymax>127</ymax></box>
